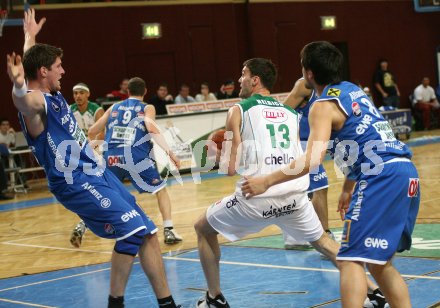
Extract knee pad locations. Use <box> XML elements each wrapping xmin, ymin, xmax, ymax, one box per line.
<box><xmin>114</xmin><ymin>228</ymin><xmax>147</xmax><ymax>256</ymax></box>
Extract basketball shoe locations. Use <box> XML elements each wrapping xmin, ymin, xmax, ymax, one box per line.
<box><xmin>196</xmin><ymin>292</ymin><xmax>230</xmax><ymax>308</ymax></box>
<box><xmin>164</xmin><ymin>227</ymin><xmax>183</xmax><ymax>244</ymax></box>
<box><xmin>70</xmin><ymin>220</ymin><xmax>87</xmax><ymax>248</ymax></box>
<box><xmin>363</xmin><ymin>288</ymin><xmax>390</xmax><ymax>308</ymax></box>
<box><xmin>283</xmin><ymin>232</ymin><xmax>312</xmax><ymax>250</ymax></box>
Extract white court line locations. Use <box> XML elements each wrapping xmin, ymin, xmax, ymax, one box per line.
<box><xmin>4</xmin><ymin>241</ymin><xmax>440</xmax><ymax>282</ymax></box>
<box><xmin>2</xmin><ymin>242</ymin><xmax>111</xmax><ymax>255</ymax></box>
<box><xmin>421</xmin><ymin>196</ymin><xmax>440</xmax><ymax>204</ymax></box>
<box><xmin>172</xmin><ymin>205</ymin><xmax>210</xmax><ymax>215</ymax></box>
<box><xmin>0</xmin><ymin>297</ymin><xmax>57</xmax><ymax>307</ymax></box>
<box><xmin>4</xmin><ymin>233</ymin><xmax>65</xmax><ymax>243</ymax></box>
<box><xmin>164</xmin><ymin>256</ymin><xmax>440</xmax><ymax>281</ymax></box>
<box><xmin>0</xmin><ymin>266</ymin><xmax>114</xmax><ymax>293</ymax></box>
<box><xmin>2</xmin><ymin>252</ymin><xmax>440</xmax><ymax>295</ymax></box>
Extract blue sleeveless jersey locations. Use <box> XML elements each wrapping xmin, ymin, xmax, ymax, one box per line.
<box><xmin>105</xmin><ymin>98</ymin><xmax>153</xmax><ymax>160</ymax></box>
<box><xmin>315</xmin><ymin>81</ymin><xmax>412</xmax><ymax>179</ymax></box>
<box><xmin>18</xmin><ymin>91</ymin><xmax>103</xmax><ymax>190</ymax></box>
<box><xmin>296</xmin><ymin>90</ymin><xmax>318</xmax><ymax>142</ymax></box>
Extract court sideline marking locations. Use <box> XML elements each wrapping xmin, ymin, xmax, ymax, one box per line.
<box><xmin>0</xmin><ymin>297</ymin><xmax>56</xmax><ymax>308</ymax></box>
<box><xmin>2</xmin><ymin>245</ymin><xmax>440</xmax><ymax>296</ymax></box>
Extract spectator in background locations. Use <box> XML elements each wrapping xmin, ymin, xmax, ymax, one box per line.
<box><xmin>0</xmin><ymin>119</ymin><xmax>24</xmax><ymax>196</ymax></box>
<box><xmin>0</xmin><ymin>118</ymin><xmax>21</xmax><ymax>169</ymax></box>
<box><xmin>373</xmin><ymin>59</ymin><xmax>400</xmax><ymax>108</ymax></box>
<box><xmin>0</xmin><ymin>160</ymin><xmax>13</xmax><ymax>200</ymax></box>
<box><xmin>195</xmin><ymin>82</ymin><xmax>217</xmax><ymax>102</ymax></box>
<box><xmin>70</xmin><ymin>83</ymin><xmax>104</xmax><ymax>138</ymax></box>
<box><xmin>0</xmin><ymin>118</ymin><xmax>16</xmax><ymax>149</ymax></box>
<box><xmin>0</xmin><ymin>118</ymin><xmax>16</xmax><ymax>171</ymax></box>
<box><xmin>412</xmin><ymin>77</ymin><xmax>440</xmax><ymax>130</ymax></box>
<box><xmin>106</xmin><ymin>78</ymin><xmax>129</xmax><ymax>101</ymax></box>
<box><xmin>148</xmin><ymin>83</ymin><xmax>174</xmax><ymax>115</ymax></box>
<box><xmin>216</xmin><ymin>79</ymin><xmax>239</xmax><ymax>99</ymax></box>
<box><xmin>174</xmin><ymin>84</ymin><xmax>196</xmax><ymax>104</ymax></box>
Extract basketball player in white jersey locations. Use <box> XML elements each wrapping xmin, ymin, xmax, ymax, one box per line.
<box><xmin>194</xmin><ymin>58</ymin><xmax>383</xmax><ymax>308</ymax></box>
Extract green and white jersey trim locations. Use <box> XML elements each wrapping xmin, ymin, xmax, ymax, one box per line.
<box><xmin>70</xmin><ymin>102</ymin><xmax>103</xmax><ymax>136</ymax></box>
<box><xmin>234</xmin><ymin>94</ymin><xmax>309</xmax><ymax>197</ymax></box>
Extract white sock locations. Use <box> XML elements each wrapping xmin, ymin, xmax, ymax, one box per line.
<box><xmin>163</xmin><ymin>220</ymin><xmax>173</xmax><ymax>228</ymax></box>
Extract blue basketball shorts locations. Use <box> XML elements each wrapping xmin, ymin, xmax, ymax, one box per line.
<box><xmin>337</xmin><ymin>159</ymin><xmax>420</xmax><ymax>264</ymax></box>
<box><xmin>308</xmin><ymin>164</ymin><xmax>329</xmax><ymax>193</ymax></box>
<box><xmin>54</xmin><ymin>170</ymin><xmax>157</xmax><ymax>240</ymax></box>
<box><xmin>105</xmin><ymin>150</ymin><xmax>166</xmax><ymax>194</ymax></box>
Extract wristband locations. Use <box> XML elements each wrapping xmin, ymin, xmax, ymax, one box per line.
<box><xmin>13</xmin><ymin>82</ymin><xmax>28</xmax><ymax>98</ymax></box>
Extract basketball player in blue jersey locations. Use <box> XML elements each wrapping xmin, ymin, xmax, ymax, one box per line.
<box><xmin>282</xmin><ymin>78</ymin><xmax>334</xmax><ymax>250</ymax></box>
<box><xmin>242</xmin><ymin>41</ymin><xmax>419</xmax><ymax>308</ymax></box>
<box><xmin>87</xmin><ymin>77</ymin><xmax>183</xmax><ymax>245</ymax></box>
<box><xmin>6</xmin><ymin>9</ymin><xmax>181</xmax><ymax>308</ymax></box>
<box><xmin>285</xmin><ymin>78</ymin><xmax>387</xmax><ymax>307</ymax></box>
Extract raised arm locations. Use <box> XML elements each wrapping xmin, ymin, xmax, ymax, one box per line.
<box><xmin>144</xmin><ymin>104</ymin><xmax>180</xmax><ymax>169</ymax></box>
<box><xmin>23</xmin><ymin>8</ymin><xmax>46</xmax><ymax>53</ymax></box>
<box><xmin>283</xmin><ymin>78</ymin><xmax>313</xmax><ymax>109</ymax></box>
<box><xmin>7</xmin><ymin>8</ymin><xmax>46</xmax><ymax>131</ymax></box>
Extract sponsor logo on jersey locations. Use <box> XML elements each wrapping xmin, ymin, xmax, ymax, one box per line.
<box><xmin>101</xmin><ymin>198</ymin><xmax>111</xmax><ymax>208</ymax></box>
<box><xmin>111</xmin><ymin>111</ymin><xmax>118</xmax><ymax>118</ymax></box>
<box><xmin>356</xmin><ymin>114</ymin><xmax>373</xmax><ymax>135</ymax></box>
<box><xmin>408</xmin><ymin>178</ymin><xmax>419</xmax><ymax>197</ymax></box>
<box><xmin>104</xmin><ymin>223</ymin><xmax>115</xmax><ymax>234</ymax></box>
<box><xmin>313</xmin><ymin>171</ymin><xmax>327</xmax><ymax>182</ymax></box>
<box><xmin>265</xmin><ymin>154</ymin><xmax>294</xmax><ymax>165</ymax></box>
<box><xmin>256</xmin><ymin>99</ymin><xmax>283</xmax><ymax>107</ymax></box>
<box><xmin>327</xmin><ymin>88</ymin><xmax>341</xmax><ymax>97</ymax></box>
<box><xmin>364</xmin><ymin>237</ymin><xmax>389</xmax><ymax>249</ymax></box>
<box><xmin>262</xmin><ymin>201</ymin><xmax>297</xmax><ymax>219</ymax></box>
<box><xmin>121</xmin><ymin>209</ymin><xmax>140</xmax><ymax>222</ymax></box>
<box><xmin>262</xmin><ymin>108</ymin><xmax>288</xmax><ymax>123</ymax></box>
<box><xmin>358</xmin><ymin>180</ymin><xmax>368</xmax><ymax>191</ymax></box>
<box><xmin>51</xmin><ymin>101</ymin><xmax>60</xmax><ymax>112</ymax></box>
<box><xmin>349</xmin><ymin>89</ymin><xmax>365</xmax><ymax>101</ymax></box>
<box><xmin>61</xmin><ymin>113</ymin><xmax>72</xmax><ymax>125</ymax></box>
<box><xmin>352</xmin><ymin>102</ymin><xmax>362</xmax><ymax>117</ymax></box>
<box><xmin>226</xmin><ymin>196</ymin><xmax>239</xmax><ymax>209</ymax></box>
<box><xmin>107</xmin><ymin>155</ymin><xmax>126</xmax><ymax>166</ymax></box>
<box><xmin>351</xmin><ymin>191</ymin><xmax>364</xmax><ymax>221</ymax></box>
<box><xmin>82</xmin><ymin>182</ymin><xmax>103</xmax><ymax>201</ymax></box>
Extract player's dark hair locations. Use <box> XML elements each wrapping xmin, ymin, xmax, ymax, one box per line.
<box><xmin>300</xmin><ymin>41</ymin><xmax>343</xmax><ymax>85</ymax></box>
<box><xmin>243</xmin><ymin>58</ymin><xmax>277</xmax><ymax>91</ymax></box>
<box><xmin>23</xmin><ymin>43</ymin><xmax>63</xmax><ymax>81</ymax></box>
<box><xmin>128</xmin><ymin>77</ymin><xmax>146</xmax><ymax>96</ymax></box>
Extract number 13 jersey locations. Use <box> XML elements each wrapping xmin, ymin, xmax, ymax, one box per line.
<box><xmin>235</xmin><ymin>94</ymin><xmax>309</xmax><ymax>197</ymax></box>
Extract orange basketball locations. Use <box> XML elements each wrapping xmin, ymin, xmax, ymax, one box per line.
<box><xmin>208</xmin><ymin>129</ymin><xmax>226</xmax><ymax>150</ymax></box>
<box><xmin>206</xmin><ymin>129</ymin><xmax>226</xmax><ymax>163</ymax></box>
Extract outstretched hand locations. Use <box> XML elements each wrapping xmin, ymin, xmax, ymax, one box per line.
<box><xmin>6</xmin><ymin>52</ymin><xmax>25</xmax><ymax>87</ymax></box>
<box><xmin>23</xmin><ymin>8</ymin><xmax>46</xmax><ymax>38</ymax></box>
<box><xmin>241</xmin><ymin>175</ymin><xmax>269</xmax><ymax>199</ymax></box>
